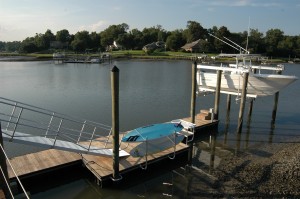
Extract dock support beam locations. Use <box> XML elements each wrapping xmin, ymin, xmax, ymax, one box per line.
<box><xmin>214</xmin><ymin>70</ymin><xmax>222</xmax><ymax>120</ymax></box>
<box><xmin>111</xmin><ymin>66</ymin><xmax>121</xmax><ymax>181</ymax></box>
<box><xmin>190</xmin><ymin>62</ymin><xmax>197</xmax><ymax>124</ymax></box>
<box><xmin>0</xmin><ymin>122</ymin><xmax>9</xmax><ymax>198</ymax></box>
<box><xmin>237</xmin><ymin>72</ymin><xmax>249</xmax><ymax>135</ymax></box>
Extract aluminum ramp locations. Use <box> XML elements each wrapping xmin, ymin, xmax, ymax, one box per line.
<box><xmin>1</xmin><ymin>130</ymin><xmax>129</xmax><ymax>157</ymax></box>
<box><xmin>0</xmin><ymin>97</ymin><xmax>129</xmax><ymax>157</ymax></box>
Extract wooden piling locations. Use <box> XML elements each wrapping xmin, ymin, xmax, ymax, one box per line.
<box><xmin>272</xmin><ymin>71</ymin><xmax>282</xmax><ymax>124</ymax></box>
<box><xmin>224</xmin><ymin>94</ymin><xmax>231</xmax><ymax>144</ymax></box>
<box><xmin>190</xmin><ymin>61</ymin><xmax>197</xmax><ymax>124</ymax></box>
<box><xmin>214</xmin><ymin>70</ymin><xmax>222</xmax><ymax>120</ymax></box>
<box><xmin>111</xmin><ymin>66</ymin><xmax>121</xmax><ymax>181</ymax></box>
<box><xmin>237</xmin><ymin>72</ymin><xmax>249</xmax><ymax>134</ymax></box>
<box><xmin>0</xmin><ymin>122</ymin><xmax>9</xmax><ymax>198</ymax></box>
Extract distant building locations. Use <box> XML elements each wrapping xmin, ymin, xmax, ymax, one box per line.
<box><xmin>142</xmin><ymin>41</ymin><xmax>165</xmax><ymax>52</ymax></box>
<box><xmin>107</xmin><ymin>41</ymin><xmax>122</xmax><ymax>51</ymax></box>
<box><xmin>181</xmin><ymin>39</ymin><xmax>202</xmax><ymax>52</ymax></box>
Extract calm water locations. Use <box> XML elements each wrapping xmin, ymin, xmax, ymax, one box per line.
<box><xmin>0</xmin><ymin>60</ymin><xmax>299</xmax><ymax>198</ymax></box>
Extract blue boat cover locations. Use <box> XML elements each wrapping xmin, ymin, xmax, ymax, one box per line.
<box><xmin>121</xmin><ymin>122</ymin><xmax>183</xmax><ymax>142</ymax></box>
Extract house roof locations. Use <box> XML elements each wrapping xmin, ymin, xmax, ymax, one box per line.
<box><xmin>181</xmin><ymin>39</ymin><xmax>201</xmax><ymax>50</ymax></box>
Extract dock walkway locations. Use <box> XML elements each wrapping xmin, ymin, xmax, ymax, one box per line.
<box><xmin>6</xmin><ymin>115</ymin><xmax>217</xmax><ymax>187</ymax></box>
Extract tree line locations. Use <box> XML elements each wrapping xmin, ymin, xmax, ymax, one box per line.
<box><xmin>0</xmin><ymin>21</ymin><xmax>300</xmax><ymax>58</ymax></box>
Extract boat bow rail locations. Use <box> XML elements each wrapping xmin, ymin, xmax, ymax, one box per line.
<box><xmin>0</xmin><ymin>97</ymin><xmax>129</xmax><ymax>157</ymax></box>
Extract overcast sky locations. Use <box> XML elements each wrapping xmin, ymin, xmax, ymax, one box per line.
<box><xmin>0</xmin><ymin>0</ymin><xmax>299</xmax><ymax>41</ymax></box>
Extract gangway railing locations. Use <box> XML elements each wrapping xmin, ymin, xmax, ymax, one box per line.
<box><xmin>0</xmin><ymin>143</ymin><xmax>30</xmax><ymax>199</ymax></box>
<box><xmin>0</xmin><ymin>97</ymin><xmax>129</xmax><ymax>157</ymax></box>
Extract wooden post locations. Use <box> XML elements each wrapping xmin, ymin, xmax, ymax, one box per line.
<box><xmin>111</xmin><ymin>66</ymin><xmax>120</xmax><ymax>181</ymax></box>
<box><xmin>237</xmin><ymin>72</ymin><xmax>249</xmax><ymax>134</ymax></box>
<box><xmin>224</xmin><ymin>94</ymin><xmax>231</xmax><ymax>144</ymax></box>
<box><xmin>188</xmin><ymin>62</ymin><xmax>197</xmax><ymax>165</ymax></box>
<box><xmin>190</xmin><ymin>61</ymin><xmax>197</xmax><ymax>124</ymax></box>
<box><xmin>0</xmin><ymin>122</ymin><xmax>10</xmax><ymax>197</ymax></box>
<box><xmin>247</xmin><ymin>68</ymin><xmax>256</xmax><ymax>128</ymax></box>
<box><xmin>272</xmin><ymin>71</ymin><xmax>282</xmax><ymax>124</ymax></box>
<box><xmin>214</xmin><ymin>70</ymin><xmax>222</xmax><ymax>120</ymax></box>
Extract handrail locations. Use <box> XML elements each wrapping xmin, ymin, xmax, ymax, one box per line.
<box><xmin>0</xmin><ymin>143</ymin><xmax>30</xmax><ymax>199</ymax></box>
<box><xmin>0</xmin><ymin>97</ymin><xmax>111</xmax><ymax>129</ymax></box>
<box><xmin>0</xmin><ymin>97</ymin><xmax>114</xmax><ymax>155</ymax></box>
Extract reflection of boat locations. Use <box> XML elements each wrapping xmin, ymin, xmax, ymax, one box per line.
<box><xmin>197</xmin><ymin>55</ymin><xmax>298</xmax><ymax>98</ymax></box>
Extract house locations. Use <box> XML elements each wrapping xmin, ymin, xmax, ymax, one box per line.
<box><xmin>181</xmin><ymin>39</ymin><xmax>202</xmax><ymax>52</ymax></box>
<box><xmin>142</xmin><ymin>41</ymin><xmax>165</xmax><ymax>53</ymax></box>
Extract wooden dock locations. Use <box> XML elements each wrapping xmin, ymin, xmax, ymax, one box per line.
<box><xmin>6</xmin><ymin>115</ymin><xmax>217</xmax><ymax>189</ymax></box>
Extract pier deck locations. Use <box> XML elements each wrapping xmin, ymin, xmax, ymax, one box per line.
<box><xmin>6</xmin><ymin>115</ymin><xmax>217</xmax><ymax>187</ymax></box>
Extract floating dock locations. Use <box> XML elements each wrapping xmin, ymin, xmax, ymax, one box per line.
<box><xmin>6</xmin><ymin>114</ymin><xmax>218</xmax><ymax>189</ymax></box>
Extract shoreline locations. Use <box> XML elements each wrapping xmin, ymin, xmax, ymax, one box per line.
<box><xmin>0</xmin><ymin>54</ymin><xmax>288</xmax><ymax>64</ymax></box>
<box><xmin>189</xmin><ymin>136</ymin><xmax>300</xmax><ymax>198</ymax></box>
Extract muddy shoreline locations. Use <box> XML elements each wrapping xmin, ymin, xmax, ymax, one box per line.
<box><xmin>188</xmin><ymin>137</ymin><xmax>300</xmax><ymax>198</ymax></box>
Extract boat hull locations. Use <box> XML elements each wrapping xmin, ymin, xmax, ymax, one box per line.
<box><xmin>197</xmin><ymin>72</ymin><xmax>298</xmax><ymax>97</ymax></box>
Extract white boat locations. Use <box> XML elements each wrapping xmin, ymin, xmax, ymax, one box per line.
<box><xmin>197</xmin><ymin>54</ymin><xmax>298</xmax><ymax>98</ymax></box>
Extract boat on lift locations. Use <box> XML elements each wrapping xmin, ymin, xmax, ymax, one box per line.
<box><xmin>197</xmin><ymin>35</ymin><xmax>298</xmax><ymax>98</ymax></box>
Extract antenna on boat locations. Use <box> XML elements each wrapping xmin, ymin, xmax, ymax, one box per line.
<box><xmin>246</xmin><ymin>17</ymin><xmax>250</xmax><ymax>54</ymax></box>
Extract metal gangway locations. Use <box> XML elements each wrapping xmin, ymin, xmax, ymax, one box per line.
<box><xmin>0</xmin><ymin>97</ymin><xmax>129</xmax><ymax>157</ymax></box>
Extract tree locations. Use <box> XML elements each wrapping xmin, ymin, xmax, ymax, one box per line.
<box><xmin>5</xmin><ymin>41</ymin><xmax>21</xmax><ymax>52</ymax></box>
<box><xmin>20</xmin><ymin>37</ymin><xmax>38</xmax><ymax>53</ymax></box>
<box><xmin>0</xmin><ymin>41</ymin><xmax>5</xmax><ymax>51</ymax></box>
<box><xmin>70</xmin><ymin>31</ymin><xmax>91</xmax><ymax>52</ymax></box>
<box><xmin>247</xmin><ymin>29</ymin><xmax>265</xmax><ymax>53</ymax></box>
<box><xmin>265</xmin><ymin>28</ymin><xmax>284</xmax><ymax>56</ymax></box>
<box><xmin>183</xmin><ymin>21</ymin><xmax>207</xmax><ymax>43</ymax></box>
<box><xmin>214</xmin><ymin>26</ymin><xmax>232</xmax><ymax>53</ymax></box>
<box><xmin>89</xmin><ymin>32</ymin><xmax>101</xmax><ymax>51</ymax></box>
<box><xmin>277</xmin><ymin>36</ymin><xmax>296</xmax><ymax>57</ymax></box>
<box><xmin>34</xmin><ymin>33</ymin><xmax>47</xmax><ymax>50</ymax></box>
<box><xmin>100</xmin><ymin>23</ymin><xmax>129</xmax><ymax>49</ymax></box>
<box><xmin>56</xmin><ymin>29</ymin><xmax>71</xmax><ymax>43</ymax></box>
<box><xmin>166</xmin><ymin>29</ymin><xmax>185</xmax><ymax>51</ymax></box>
<box><xmin>43</xmin><ymin>29</ymin><xmax>55</xmax><ymax>48</ymax></box>
<box><xmin>130</xmin><ymin>28</ymin><xmax>143</xmax><ymax>50</ymax></box>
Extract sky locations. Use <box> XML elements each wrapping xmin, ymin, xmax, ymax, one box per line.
<box><xmin>0</xmin><ymin>0</ymin><xmax>300</xmax><ymax>42</ymax></box>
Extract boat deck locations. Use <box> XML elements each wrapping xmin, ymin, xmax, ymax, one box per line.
<box><xmin>6</xmin><ymin>115</ymin><xmax>217</xmax><ymax>187</ymax></box>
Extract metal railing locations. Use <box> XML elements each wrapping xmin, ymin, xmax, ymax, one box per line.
<box><xmin>0</xmin><ymin>143</ymin><xmax>30</xmax><ymax>199</ymax></box>
<box><xmin>0</xmin><ymin>97</ymin><xmax>113</xmax><ymax>154</ymax></box>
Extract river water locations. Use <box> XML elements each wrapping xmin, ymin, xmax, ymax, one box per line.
<box><xmin>0</xmin><ymin>60</ymin><xmax>299</xmax><ymax>198</ymax></box>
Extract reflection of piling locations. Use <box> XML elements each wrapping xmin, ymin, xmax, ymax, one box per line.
<box><xmin>237</xmin><ymin>72</ymin><xmax>249</xmax><ymax>134</ymax></box>
<box><xmin>111</xmin><ymin>66</ymin><xmax>121</xmax><ymax>181</ymax></box>
<box><xmin>0</xmin><ymin>122</ymin><xmax>9</xmax><ymax>197</ymax></box>
<box><xmin>209</xmin><ymin>133</ymin><xmax>216</xmax><ymax>174</ymax></box>
<box><xmin>214</xmin><ymin>70</ymin><xmax>222</xmax><ymax>120</ymax></box>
